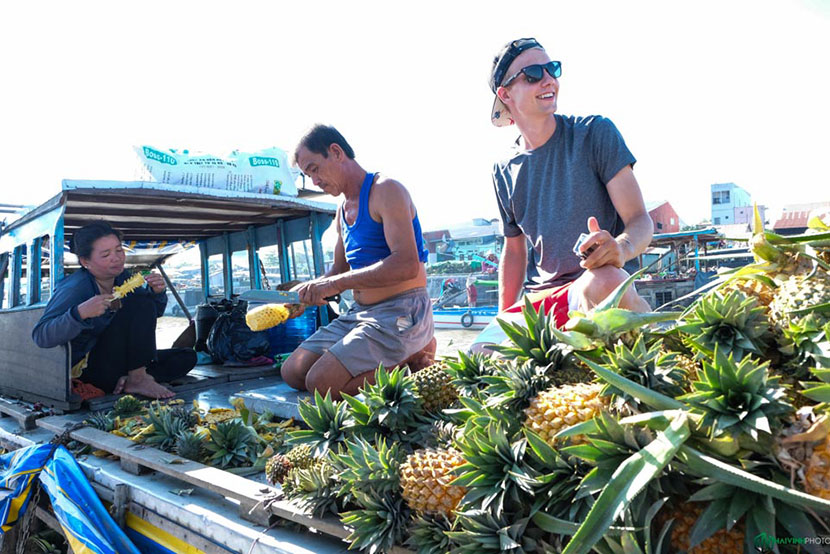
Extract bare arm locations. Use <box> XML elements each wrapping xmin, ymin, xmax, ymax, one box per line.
<box><xmin>498</xmin><ymin>234</ymin><xmax>527</xmax><ymax>311</ymax></box>
<box><xmin>579</xmin><ymin>165</ymin><xmax>653</xmax><ymax>269</ymax></box>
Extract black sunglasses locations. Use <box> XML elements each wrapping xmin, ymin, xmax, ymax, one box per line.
<box><xmin>501</xmin><ymin>61</ymin><xmax>562</xmax><ymax>87</ymax></box>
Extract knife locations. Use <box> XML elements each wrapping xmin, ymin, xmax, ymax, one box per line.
<box><xmin>240</xmin><ymin>289</ymin><xmax>340</xmax><ymax>304</ymax></box>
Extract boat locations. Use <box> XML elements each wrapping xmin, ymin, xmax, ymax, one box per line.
<box><xmin>432</xmin><ymin>305</ymin><xmax>497</xmax><ymax>330</ymax></box>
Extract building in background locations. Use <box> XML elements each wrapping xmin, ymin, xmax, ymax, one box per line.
<box><xmin>646</xmin><ymin>201</ymin><xmax>680</xmax><ymax>233</ymax></box>
<box><xmin>422</xmin><ymin>218</ymin><xmax>502</xmax><ymax>263</ymax></box>
<box><xmin>773</xmin><ymin>201</ymin><xmax>830</xmax><ymax>235</ymax></box>
<box><xmin>711</xmin><ymin>182</ymin><xmax>756</xmax><ymax>226</ymax></box>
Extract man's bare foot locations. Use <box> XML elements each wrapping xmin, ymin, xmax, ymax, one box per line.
<box><xmin>113</xmin><ymin>368</ymin><xmax>175</xmax><ymax>399</ymax></box>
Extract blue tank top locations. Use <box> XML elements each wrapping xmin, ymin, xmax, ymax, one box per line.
<box><xmin>341</xmin><ymin>172</ymin><xmax>429</xmax><ymax>270</ymax></box>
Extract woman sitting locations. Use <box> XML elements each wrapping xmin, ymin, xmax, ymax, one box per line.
<box><xmin>32</xmin><ymin>221</ymin><xmax>196</xmax><ymax>399</ymax></box>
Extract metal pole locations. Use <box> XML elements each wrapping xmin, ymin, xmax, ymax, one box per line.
<box><xmin>155</xmin><ymin>262</ymin><xmax>192</xmax><ymax>321</ymax></box>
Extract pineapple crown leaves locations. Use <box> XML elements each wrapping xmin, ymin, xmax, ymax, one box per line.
<box><xmin>600</xmin><ymin>337</ymin><xmax>687</xmax><ymax>408</ymax></box>
<box><xmin>342</xmin><ymin>364</ymin><xmax>426</xmax><ymax>438</ymax></box>
<box><xmin>677</xmin><ymin>346</ymin><xmax>793</xmax><ymax>442</ymax></box>
<box><xmin>144</xmin><ymin>402</ymin><xmax>191</xmax><ymax>451</ymax></box>
<box><xmin>448</xmin><ymin>395</ymin><xmax>522</xmax><ymax>439</ymax></box>
<box><xmin>340</xmin><ymin>491</ymin><xmax>412</xmax><ymax>554</ymax></box>
<box><xmin>443</xmin><ymin>351</ymin><xmax>499</xmax><ymax>397</ymax></box>
<box><xmin>85</xmin><ymin>411</ymin><xmax>115</xmax><ymax>432</ymax></box>
<box><xmin>332</xmin><ymin>436</ymin><xmax>404</xmax><ymax>497</ymax></box>
<box><xmin>174</xmin><ymin>429</ymin><xmax>206</xmax><ymax>462</ymax></box>
<box><xmin>799</xmin><ymin>367</ymin><xmax>830</xmax><ymax>404</ymax></box>
<box><xmin>445</xmin><ymin>510</ymin><xmax>532</xmax><ymax>554</ymax></box>
<box><xmin>452</xmin><ymin>423</ymin><xmax>537</xmax><ymax>516</ymax></box>
<box><xmin>557</xmin><ymin>413</ymin><xmax>691</xmax><ymax>554</ymax></box>
<box><xmin>563</xmin><ymin>308</ymin><xmax>683</xmax><ymax>350</ymax></box>
<box><xmin>282</xmin><ymin>461</ymin><xmax>340</xmax><ymax>518</ymax></box>
<box><xmin>290</xmin><ymin>390</ymin><xmax>354</xmax><ymax>456</ymax></box>
<box><xmin>523</xmin><ymin>428</ymin><xmax>592</xmax><ymax>519</ymax></box>
<box><xmin>480</xmin><ymin>359</ymin><xmax>555</xmax><ymax>414</ymax></box>
<box><xmin>683</xmin><ymin>476</ymin><xmax>825</xmax><ymax>554</ymax></box>
<box><xmin>205</xmin><ymin>420</ymin><xmax>259</xmax><ymax>468</ymax></box>
<box><xmin>491</xmin><ymin>296</ymin><xmax>573</xmax><ymax>366</ymax></box>
<box><xmin>406</xmin><ymin>513</ymin><xmax>454</xmax><ymax>554</ymax></box>
<box><xmin>677</xmin><ymin>289</ymin><xmax>772</xmax><ymax>361</ymax></box>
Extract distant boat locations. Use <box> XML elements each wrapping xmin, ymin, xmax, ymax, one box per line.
<box><xmin>432</xmin><ymin>306</ymin><xmax>498</xmax><ymax>330</ymax></box>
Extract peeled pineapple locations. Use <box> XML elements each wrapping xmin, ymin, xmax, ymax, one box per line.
<box><xmin>524</xmin><ymin>382</ymin><xmax>608</xmax><ymax>445</ymax></box>
<box><xmin>112</xmin><ymin>272</ymin><xmax>146</xmax><ymax>299</ymax></box>
<box><xmin>399</xmin><ymin>448</ymin><xmax>467</xmax><ymax>517</ymax></box>
<box><xmin>246</xmin><ymin>303</ymin><xmax>291</xmax><ymax>331</ymax></box>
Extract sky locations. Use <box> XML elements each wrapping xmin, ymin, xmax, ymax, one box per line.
<box><xmin>1</xmin><ymin>0</ymin><xmax>829</xmax><ymax>234</ymax></box>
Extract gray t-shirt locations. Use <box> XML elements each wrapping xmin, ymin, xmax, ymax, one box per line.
<box><xmin>493</xmin><ymin>114</ymin><xmax>636</xmax><ymax>289</ymax></box>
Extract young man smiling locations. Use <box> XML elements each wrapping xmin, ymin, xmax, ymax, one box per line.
<box><xmin>280</xmin><ymin>124</ymin><xmax>435</xmax><ymax>400</ymax></box>
<box><xmin>473</xmin><ymin>37</ymin><xmax>652</xmax><ymax>349</ymax></box>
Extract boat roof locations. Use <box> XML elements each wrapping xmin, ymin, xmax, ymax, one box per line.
<box><xmin>4</xmin><ymin>180</ymin><xmax>337</xmax><ymax>243</ymax></box>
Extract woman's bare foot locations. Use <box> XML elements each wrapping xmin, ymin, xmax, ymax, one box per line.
<box><xmin>113</xmin><ymin>368</ymin><xmax>175</xmax><ymax>399</ymax></box>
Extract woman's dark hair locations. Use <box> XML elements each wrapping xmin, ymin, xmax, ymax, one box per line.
<box><xmin>293</xmin><ymin>124</ymin><xmax>355</xmax><ymax>163</ymax></box>
<box><xmin>72</xmin><ymin>221</ymin><xmax>123</xmax><ymax>259</ymax></box>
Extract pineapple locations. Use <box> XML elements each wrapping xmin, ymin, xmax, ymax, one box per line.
<box><xmin>678</xmin><ymin>346</ymin><xmax>793</xmax><ymax>444</ymax></box>
<box><xmin>112</xmin><ymin>272</ymin><xmax>146</xmax><ymax>299</ymax></box>
<box><xmin>600</xmin><ymin>336</ymin><xmax>687</xmax><ymax>413</ymax></box>
<box><xmin>342</xmin><ymin>365</ymin><xmax>425</xmax><ymax>445</ymax></box>
<box><xmin>333</xmin><ymin>437</ymin><xmax>403</xmax><ymax>496</ymax></box>
<box><xmin>144</xmin><ymin>402</ymin><xmax>190</xmax><ymax>451</ymax></box>
<box><xmin>85</xmin><ymin>411</ymin><xmax>115</xmax><ymax>432</ymax></box>
<box><xmin>284</xmin><ymin>444</ymin><xmax>314</xmax><ymax>470</ymax></box>
<box><xmin>205</xmin><ymin>420</ymin><xmax>259</xmax><ymax>468</ymax></box>
<box><xmin>412</xmin><ymin>362</ymin><xmax>458</xmax><ymax>412</ymax></box>
<box><xmin>112</xmin><ymin>394</ymin><xmax>143</xmax><ymax>416</ymax></box>
<box><xmin>399</xmin><ymin>448</ymin><xmax>466</xmax><ymax>517</ymax></box>
<box><xmin>282</xmin><ymin>458</ymin><xmax>339</xmax><ymax>517</ymax></box>
<box><xmin>290</xmin><ymin>390</ymin><xmax>353</xmax><ymax>455</ymax></box>
<box><xmin>523</xmin><ymin>382</ymin><xmax>607</xmax><ymax>446</ymax></box>
<box><xmin>341</xmin><ymin>492</ymin><xmax>410</xmax><ymax>553</ymax></box>
<box><xmin>245</xmin><ymin>303</ymin><xmax>291</xmax><ymax>331</ymax></box>
<box><xmin>406</xmin><ymin>513</ymin><xmax>454</xmax><ymax>554</ymax></box>
<box><xmin>805</xmin><ymin>437</ymin><xmax>830</xmax><ymax>500</ymax></box>
<box><xmin>769</xmin><ymin>271</ymin><xmax>830</xmax><ymax>329</ymax></box>
<box><xmin>174</xmin><ymin>430</ymin><xmax>205</xmax><ymax>462</ymax></box>
<box><xmin>721</xmin><ymin>277</ymin><xmax>776</xmax><ymax>310</ymax></box>
<box><xmin>265</xmin><ymin>453</ymin><xmax>292</xmax><ymax>485</ymax></box>
<box><xmin>443</xmin><ymin>351</ymin><xmax>498</xmax><ymax>398</ymax></box>
<box><xmin>677</xmin><ymin>289</ymin><xmax>772</xmax><ymax>361</ymax></box>
<box><xmin>658</xmin><ymin>502</ymin><xmax>744</xmax><ymax>554</ymax></box>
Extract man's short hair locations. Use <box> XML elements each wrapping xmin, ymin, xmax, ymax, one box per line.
<box><xmin>294</xmin><ymin>124</ymin><xmax>355</xmax><ymax>163</ymax></box>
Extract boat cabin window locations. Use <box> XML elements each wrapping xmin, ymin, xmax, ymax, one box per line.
<box><xmin>0</xmin><ymin>254</ymin><xmax>8</xmax><ymax>310</ymax></box>
<box><xmin>207</xmin><ymin>254</ymin><xmax>224</xmax><ymax>297</ymax></box>
<box><xmin>257</xmin><ymin>245</ymin><xmax>282</xmax><ymax>289</ymax></box>
<box><xmin>37</xmin><ymin>235</ymin><xmax>51</xmax><ymax>304</ymax></box>
<box><xmin>290</xmin><ymin>239</ymin><xmax>315</xmax><ymax>281</ymax></box>
<box><xmin>15</xmin><ymin>244</ymin><xmax>27</xmax><ymax>307</ymax></box>
<box><xmin>231</xmin><ymin>250</ymin><xmax>251</xmax><ymax>294</ymax></box>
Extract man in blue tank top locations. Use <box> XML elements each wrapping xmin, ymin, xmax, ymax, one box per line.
<box><xmin>280</xmin><ymin>124</ymin><xmax>435</xmax><ymax>400</ymax></box>
<box><xmin>473</xmin><ymin>37</ymin><xmax>653</xmax><ymax>351</ymax></box>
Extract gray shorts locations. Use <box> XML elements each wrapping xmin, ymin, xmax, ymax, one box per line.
<box><xmin>300</xmin><ymin>287</ymin><xmax>434</xmax><ymax>377</ymax></box>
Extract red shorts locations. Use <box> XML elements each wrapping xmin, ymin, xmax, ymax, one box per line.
<box><xmin>504</xmin><ymin>282</ymin><xmax>573</xmax><ymax>329</ymax></box>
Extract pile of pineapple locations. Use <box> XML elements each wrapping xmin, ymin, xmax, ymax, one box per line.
<box><xmin>84</xmin><ymin>395</ymin><xmax>298</xmax><ymax>472</ymax></box>
<box><xmin>268</xmin><ymin>212</ymin><xmax>830</xmax><ymax>553</ymax></box>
